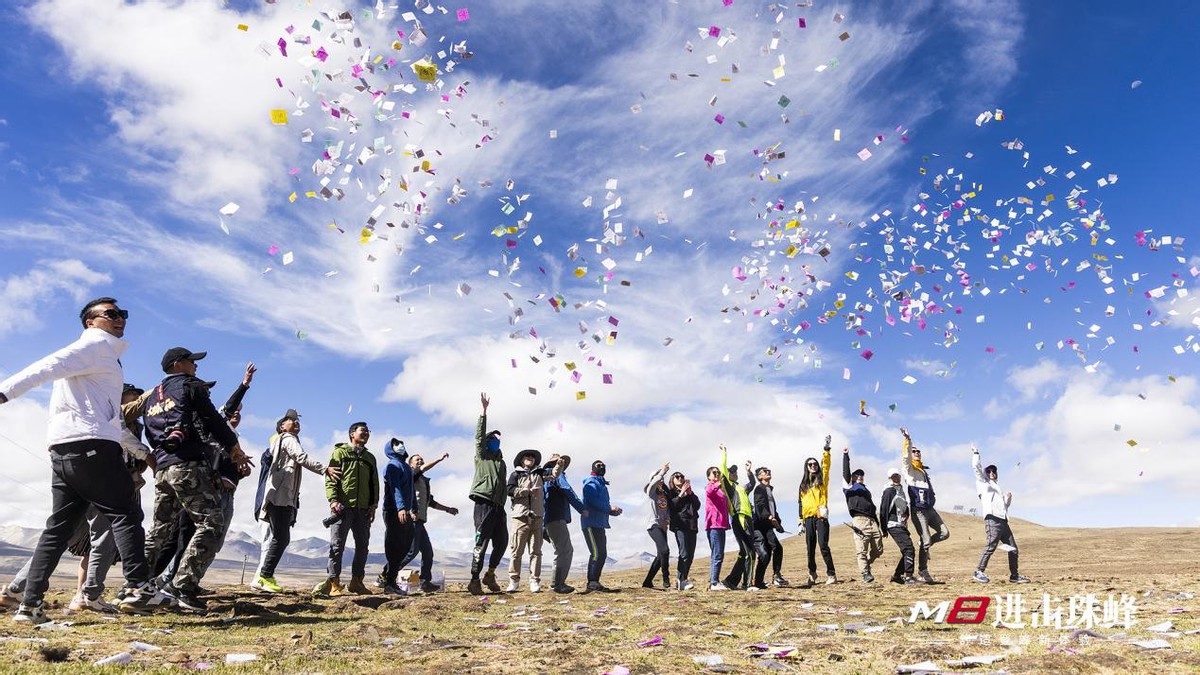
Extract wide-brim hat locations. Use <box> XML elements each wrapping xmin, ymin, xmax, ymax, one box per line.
<box><xmin>514</xmin><ymin>448</ymin><xmax>542</xmax><ymax>468</ymax></box>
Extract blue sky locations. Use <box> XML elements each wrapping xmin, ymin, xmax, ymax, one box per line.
<box><xmin>1</xmin><ymin>0</ymin><xmax>1198</xmax><ymax>566</ymax></box>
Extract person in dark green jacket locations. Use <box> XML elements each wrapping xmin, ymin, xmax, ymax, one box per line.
<box><xmin>314</xmin><ymin>422</ymin><xmax>379</xmax><ymax>597</ymax></box>
<box><xmin>468</xmin><ymin>393</ymin><xmax>508</xmax><ymax>595</ymax></box>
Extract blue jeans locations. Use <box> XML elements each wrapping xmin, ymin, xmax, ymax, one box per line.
<box><xmin>706</xmin><ymin>528</ymin><xmax>726</xmax><ymax>585</ymax></box>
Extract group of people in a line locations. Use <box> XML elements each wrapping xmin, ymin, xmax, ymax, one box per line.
<box><xmin>0</xmin><ymin>297</ymin><xmax>1029</xmax><ymax>624</ymax></box>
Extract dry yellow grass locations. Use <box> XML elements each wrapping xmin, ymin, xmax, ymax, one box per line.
<box><xmin>0</xmin><ymin>513</ymin><xmax>1197</xmax><ymax>673</ymax></box>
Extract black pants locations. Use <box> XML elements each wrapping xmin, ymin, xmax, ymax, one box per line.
<box><xmin>470</xmin><ymin>500</ymin><xmax>508</xmax><ymax>578</ymax></box>
<box><xmin>978</xmin><ymin>515</ymin><xmax>1019</xmax><ymax>577</ymax></box>
<box><xmin>259</xmin><ymin>504</ymin><xmax>294</xmax><ymax>578</ymax></box>
<box><xmin>584</xmin><ymin>527</ymin><xmax>607</xmax><ymax>583</ymax></box>
<box><xmin>723</xmin><ymin>516</ymin><xmax>753</xmax><ymax>588</ymax></box>
<box><xmin>804</xmin><ymin>516</ymin><xmax>836</xmax><ymax>577</ymax></box>
<box><xmin>888</xmin><ymin>526</ymin><xmax>915</xmax><ymax>580</ymax></box>
<box><xmin>154</xmin><ymin>510</ymin><xmax>192</xmax><ymax>577</ymax></box>
<box><xmin>399</xmin><ymin>520</ymin><xmax>435</xmax><ymax>582</ymax></box>
<box><xmin>24</xmin><ymin>441</ymin><xmax>150</xmax><ymax>606</ymax></box>
<box><xmin>328</xmin><ymin>507</ymin><xmax>372</xmax><ymax>580</ymax></box>
<box><xmin>382</xmin><ymin>511</ymin><xmax>416</xmax><ymax>585</ymax></box>
<box><xmin>674</xmin><ymin>529</ymin><xmax>697</xmax><ymax>582</ymax></box>
<box><xmin>751</xmin><ymin>525</ymin><xmax>781</xmax><ymax>585</ymax></box>
<box><xmin>643</xmin><ymin>525</ymin><xmax>671</xmax><ymax>587</ymax></box>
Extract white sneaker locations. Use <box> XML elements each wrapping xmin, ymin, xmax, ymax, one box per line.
<box><xmin>530</xmin><ymin>580</ymin><xmax>542</xmax><ymax>593</ymax></box>
<box><xmin>68</xmin><ymin>593</ymin><xmax>118</xmax><ymax>614</ymax></box>
<box><xmin>680</xmin><ymin>580</ymin><xmax>695</xmax><ymax>591</ymax></box>
<box><xmin>826</xmin><ymin>576</ymin><xmax>838</xmax><ymax>585</ymax></box>
<box><xmin>708</xmin><ymin>582</ymin><xmax>729</xmax><ymax>592</ymax></box>
<box><xmin>505</xmin><ymin>580</ymin><xmax>519</xmax><ymax>593</ymax></box>
<box><xmin>0</xmin><ymin>586</ymin><xmax>21</xmax><ymax>609</ymax></box>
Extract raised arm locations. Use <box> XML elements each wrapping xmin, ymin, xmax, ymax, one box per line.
<box><xmin>900</xmin><ymin>427</ymin><xmax>912</xmax><ymax>463</ymax></box>
<box><xmin>842</xmin><ymin>448</ymin><xmax>852</xmax><ymax>486</ymax></box>
<box><xmin>971</xmin><ymin>447</ymin><xmax>986</xmax><ymax>482</ymax></box>
<box><xmin>821</xmin><ymin>436</ymin><xmax>832</xmax><ymax>485</ymax></box>
<box><xmin>424</xmin><ymin>452</ymin><xmax>450</xmax><ymax>473</ymax></box>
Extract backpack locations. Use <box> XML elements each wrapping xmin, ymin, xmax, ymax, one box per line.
<box><xmin>253</xmin><ymin>434</ymin><xmax>281</xmax><ymax>521</ymax></box>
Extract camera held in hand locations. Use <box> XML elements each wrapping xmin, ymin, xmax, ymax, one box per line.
<box><xmin>322</xmin><ymin>510</ymin><xmax>346</xmax><ymax>528</ymax></box>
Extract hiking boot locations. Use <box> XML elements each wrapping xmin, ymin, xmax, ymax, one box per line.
<box><xmin>382</xmin><ymin>582</ymin><xmax>406</xmax><ymax>596</ymax></box>
<box><xmin>12</xmin><ymin>602</ymin><xmax>47</xmax><ymax>624</ymax></box>
<box><xmin>505</xmin><ymin>580</ymin><xmax>520</xmax><ymax>593</ymax></box>
<box><xmin>973</xmin><ymin>570</ymin><xmax>990</xmax><ymax>584</ymax></box>
<box><xmin>348</xmin><ymin>578</ymin><xmax>371</xmax><ymax>595</ymax></box>
<box><xmin>250</xmin><ymin>576</ymin><xmax>282</xmax><ymax>594</ymax></box>
<box><xmin>709</xmin><ymin>582</ymin><xmax>730</xmax><ymax>591</ymax></box>
<box><xmin>312</xmin><ymin>578</ymin><xmax>336</xmax><ymax>598</ymax></box>
<box><xmin>117</xmin><ymin>582</ymin><xmax>174</xmax><ymax>614</ymax></box>
<box><xmin>1009</xmin><ymin>575</ymin><xmax>1031</xmax><ymax>584</ymax></box>
<box><xmin>918</xmin><ymin>571</ymin><xmax>936</xmax><ymax>584</ymax></box>
<box><xmin>804</xmin><ymin>574</ymin><xmax>817</xmax><ymax>588</ymax></box>
<box><xmin>586</xmin><ymin>581</ymin><xmax>618</xmax><ymax>593</ymax></box>
<box><xmin>862</xmin><ymin>572</ymin><xmax>875</xmax><ymax>583</ymax></box>
<box><xmin>164</xmin><ymin>584</ymin><xmax>208</xmax><ymax>613</ymax></box>
<box><xmin>467</xmin><ymin>578</ymin><xmax>484</xmax><ymax>595</ymax></box>
<box><xmin>889</xmin><ymin>575</ymin><xmax>905</xmax><ymax>585</ymax></box>
<box><xmin>772</xmin><ymin>575</ymin><xmax>790</xmax><ymax>587</ymax></box>
<box><xmin>552</xmin><ymin>584</ymin><xmax>575</xmax><ymax>594</ymax></box>
<box><xmin>418</xmin><ymin>581</ymin><xmax>441</xmax><ymax>594</ymax></box>
<box><xmin>481</xmin><ymin>570</ymin><xmax>503</xmax><ymax>593</ymax></box>
<box><xmin>69</xmin><ymin>593</ymin><xmax>118</xmax><ymax>614</ymax></box>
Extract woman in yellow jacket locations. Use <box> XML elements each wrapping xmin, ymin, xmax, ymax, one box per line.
<box><xmin>798</xmin><ymin>435</ymin><xmax>837</xmax><ymax>586</ymax></box>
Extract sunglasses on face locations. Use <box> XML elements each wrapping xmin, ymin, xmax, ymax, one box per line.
<box><xmin>93</xmin><ymin>308</ymin><xmax>129</xmax><ymax>321</ymax></box>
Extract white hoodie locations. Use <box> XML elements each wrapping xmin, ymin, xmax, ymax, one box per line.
<box><xmin>973</xmin><ymin>451</ymin><xmax>1011</xmax><ymax>520</ymax></box>
<box><xmin>0</xmin><ymin>328</ymin><xmax>128</xmax><ymax>446</ymax></box>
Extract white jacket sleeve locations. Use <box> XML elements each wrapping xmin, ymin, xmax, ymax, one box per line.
<box><xmin>0</xmin><ymin>336</ymin><xmax>101</xmax><ymax>401</ymax></box>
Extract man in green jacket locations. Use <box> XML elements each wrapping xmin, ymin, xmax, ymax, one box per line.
<box><xmin>314</xmin><ymin>422</ymin><xmax>379</xmax><ymax>597</ymax></box>
<box><xmin>467</xmin><ymin>393</ymin><xmax>508</xmax><ymax>595</ymax></box>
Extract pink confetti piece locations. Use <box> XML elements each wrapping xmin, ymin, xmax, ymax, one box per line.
<box><xmin>637</xmin><ymin>635</ymin><xmax>663</xmax><ymax>648</ymax></box>
<box><xmin>860</xmin><ymin>350</ymin><xmax>873</xmax><ymax>360</ymax></box>
<box><xmin>457</xmin><ymin>8</ymin><xmax>470</xmax><ymax>21</ymax></box>
<box><xmin>798</xmin><ymin>18</ymin><xmax>806</xmax><ymax>28</ymax></box>
<box><xmin>314</xmin><ymin>46</ymin><xmax>328</xmax><ymax>62</ymax></box>
<box><xmin>708</xmin><ymin>26</ymin><xmax>721</xmax><ymax>37</ymax></box>
<box><xmin>714</xmin><ymin>114</ymin><xmax>725</xmax><ymax>124</ymax></box>
<box><xmin>602</xmin><ymin>374</ymin><xmax>613</xmax><ymax>384</ymax></box>
<box><xmin>267</xmin><ymin>244</ymin><xmax>279</xmax><ymax>256</ymax></box>
<box><xmin>277</xmin><ymin>37</ymin><xmax>288</xmax><ymax>57</ymax></box>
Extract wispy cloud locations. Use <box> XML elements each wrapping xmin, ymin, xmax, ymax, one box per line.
<box><xmin>0</xmin><ymin>259</ymin><xmax>111</xmax><ymax>338</ymax></box>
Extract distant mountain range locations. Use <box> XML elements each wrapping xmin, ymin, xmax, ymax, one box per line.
<box><xmin>0</xmin><ymin>525</ymin><xmax>646</xmax><ymax>577</ymax></box>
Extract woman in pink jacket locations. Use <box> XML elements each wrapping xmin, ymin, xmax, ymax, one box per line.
<box><xmin>704</xmin><ymin>466</ymin><xmax>731</xmax><ymax>591</ymax></box>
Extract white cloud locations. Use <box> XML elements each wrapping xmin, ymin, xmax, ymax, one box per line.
<box><xmin>0</xmin><ymin>259</ymin><xmax>112</xmax><ymax>337</ymax></box>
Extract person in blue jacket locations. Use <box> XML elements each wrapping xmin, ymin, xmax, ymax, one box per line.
<box><xmin>580</xmin><ymin>460</ymin><xmax>623</xmax><ymax>593</ymax></box>
<box><xmin>380</xmin><ymin>438</ymin><xmax>415</xmax><ymax>595</ymax></box>
<box><xmin>542</xmin><ymin>455</ymin><xmax>587</xmax><ymax>594</ymax></box>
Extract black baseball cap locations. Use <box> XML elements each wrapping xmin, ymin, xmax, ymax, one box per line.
<box><xmin>161</xmin><ymin>347</ymin><xmax>207</xmax><ymax>372</ymax></box>
<box><xmin>275</xmin><ymin>408</ymin><xmax>301</xmax><ymax>431</ymax></box>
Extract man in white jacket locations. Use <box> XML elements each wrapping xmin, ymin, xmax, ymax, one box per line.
<box><xmin>0</xmin><ymin>297</ymin><xmax>169</xmax><ymax>622</ymax></box>
<box><xmin>971</xmin><ymin>447</ymin><xmax>1030</xmax><ymax>584</ymax></box>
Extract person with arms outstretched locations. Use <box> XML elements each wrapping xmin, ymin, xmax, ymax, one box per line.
<box><xmin>971</xmin><ymin>447</ymin><xmax>1029</xmax><ymax>584</ymax></box>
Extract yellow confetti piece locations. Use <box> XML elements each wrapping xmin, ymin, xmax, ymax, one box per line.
<box><xmin>392</xmin><ymin>40</ymin><xmax>404</xmax><ymax>50</ymax></box>
<box><xmin>452</xmin><ymin>233</ymin><xmax>465</xmax><ymax>240</ymax></box>
<box><xmin>304</xmin><ymin>191</ymin><xmax>317</xmax><ymax>198</ymax></box>
<box><xmin>575</xmin><ymin>391</ymin><xmax>587</xmax><ymax>400</ymax></box>
<box><xmin>359</xmin><ymin>228</ymin><xmax>372</xmax><ymax>244</ymax></box>
<box><xmin>269</xmin><ymin>109</ymin><xmax>288</xmax><ymax>125</ymax></box>
<box><xmin>1126</xmin><ymin>439</ymin><xmax>1138</xmax><ymax>447</ymax></box>
<box><xmin>412</xmin><ymin>60</ymin><xmax>438</xmax><ymax>82</ymax></box>
<box><xmin>236</xmin><ymin>24</ymin><xmax>249</xmax><ymax>31</ymax></box>
<box><xmin>564</xmin><ymin>362</ymin><xmax>576</xmax><ymax>371</ymax></box>
<box><xmin>288</xmin><ymin>192</ymin><xmax>297</xmax><ymax>203</ymax></box>
<box><xmin>574</xmin><ymin>267</ymin><xmax>587</xmax><ymax>277</ymax></box>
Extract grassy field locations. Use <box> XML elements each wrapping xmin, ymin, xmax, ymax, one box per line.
<box><xmin>0</xmin><ymin>513</ymin><xmax>1197</xmax><ymax>673</ymax></box>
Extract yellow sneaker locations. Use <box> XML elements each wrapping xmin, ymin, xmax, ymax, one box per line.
<box><xmin>251</xmin><ymin>576</ymin><xmax>282</xmax><ymax>594</ymax></box>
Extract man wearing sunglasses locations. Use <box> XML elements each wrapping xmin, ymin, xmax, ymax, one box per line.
<box><xmin>0</xmin><ymin>297</ymin><xmax>169</xmax><ymax>622</ymax></box>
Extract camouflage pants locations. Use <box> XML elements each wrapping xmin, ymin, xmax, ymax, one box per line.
<box><xmin>144</xmin><ymin>463</ymin><xmax>222</xmax><ymax>592</ymax></box>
